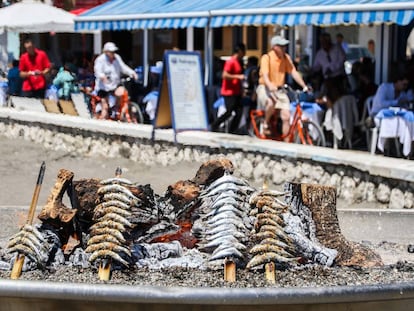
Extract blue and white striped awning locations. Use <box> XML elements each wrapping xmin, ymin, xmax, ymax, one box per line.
<box><xmin>210</xmin><ymin>1</ymin><xmax>414</xmax><ymax>27</ymax></box>
<box><xmin>75</xmin><ymin>0</ymin><xmax>414</xmax><ymax>31</ymax></box>
<box><xmin>75</xmin><ymin>0</ymin><xmax>210</xmax><ymax>31</ymax></box>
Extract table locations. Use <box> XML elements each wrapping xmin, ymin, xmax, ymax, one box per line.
<box><xmin>323</xmin><ymin>95</ymin><xmax>359</xmax><ymax>148</ymax></box>
<box><xmin>376</xmin><ymin>108</ymin><xmax>414</xmax><ymax>157</ymax></box>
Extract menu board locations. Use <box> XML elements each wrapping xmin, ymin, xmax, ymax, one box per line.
<box><xmin>154</xmin><ymin>50</ymin><xmax>208</xmax><ymax>134</ymax></box>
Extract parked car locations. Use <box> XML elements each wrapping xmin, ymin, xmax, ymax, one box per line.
<box><xmin>344</xmin><ymin>44</ymin><xmax>374</xmax><ymax>75</ymax></box>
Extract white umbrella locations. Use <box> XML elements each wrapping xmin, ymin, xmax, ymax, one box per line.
<box><xmin>0</xmin><ymin>0</ymin><xmax>74</xmax><ymax>33</ymax></box>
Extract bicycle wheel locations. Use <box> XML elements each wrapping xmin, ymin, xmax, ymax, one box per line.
<box><xmin>295</xmin><ymin>120</ymin><xmax>326</xmax><ymax>147</ymax></box>
<box><xmin>129</xmin><ymin>101</ymin><xmax>145</xmax><ymax>124</ymax></box>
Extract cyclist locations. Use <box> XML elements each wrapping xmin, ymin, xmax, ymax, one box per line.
<box><xmin>256</xmin><ymin>35</ymin><xmax>308</xmax><ymax>140</ymax></box>
<box><xmin>94</xmin><ymin>42</ymin><xmax>138</xmax><ymax>119</ymax></box>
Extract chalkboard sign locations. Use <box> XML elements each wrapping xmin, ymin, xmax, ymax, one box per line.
<box><xmin>153</xmin><ymin>50</ymin><xmax>208</xmax><ymax>141</ymax></box>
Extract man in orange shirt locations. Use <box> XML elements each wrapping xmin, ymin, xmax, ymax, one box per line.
<box><xmin>256</xmin><ymin>35</ymin><xmax>308</xmax><ymax>139</ymax></box>
<box><xmin>19</xmin><ymin>38</ymin><xmax>51</xmax><ymax>98</ymax></box>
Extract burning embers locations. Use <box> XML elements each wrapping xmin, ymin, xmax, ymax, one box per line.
<box><xmin>1</xmin><ymin>158</ymin><xmax>383</xmax><ymax>283</ymax></box>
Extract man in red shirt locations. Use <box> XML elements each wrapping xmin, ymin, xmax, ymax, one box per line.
<box><xmin>211</xmin><ymin>43</ymin><xmax>246</xmax><ymax>134</ymax></box>
<box><xmin>19</xmin><ymin>38</ymin><xmax>51</xmax><ymax>98</ymax></box>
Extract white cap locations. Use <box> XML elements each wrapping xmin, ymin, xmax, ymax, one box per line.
<box><xmin>103</xmin><ymin>42</ymin><xmax>118</xmax><ymax>52</ymax></box>
<box><xmin>271</xmin><ymin>35</ymin><xmax>289</xmax><ymax>47</ymax></box>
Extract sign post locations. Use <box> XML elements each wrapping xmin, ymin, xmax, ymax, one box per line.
<box><xmin>152</xmin><ymin>50</ymin><xmax>209</xmax><ymax>142</ymax></box>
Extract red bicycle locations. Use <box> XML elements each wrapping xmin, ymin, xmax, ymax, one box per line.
<box><xmin>248</xmin><ymin>86</ymin><xmax>326</xmax><ymax>146</ymax></box>
<box><xmin>81</xmin><ymin>77</ymin><xmax>144</xmax><ymax>123</ymax></box>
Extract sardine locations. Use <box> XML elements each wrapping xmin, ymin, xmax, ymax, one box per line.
<box><xmin>200</xmin><ymin>183</ymin><xmax>248</xmax><ymax>198</ymax></box>
<box><xmin>20</xmin><ymin>225</ymin><xmax>45</xmax><ymax>242</ymax></box>
<box><xmin>102</xmin><ymin>192</ymin><xmax>139</xmax><ymax>206</ymax></box>
<box><xmin>100</xmin><ymin>177</ymin><xmax>133</xmax><ymax>186</ymax></box>
<box><xmin>204</xmin><ymin>211</ymin><xmax>240</xmax><ymax>224</ymax></box>
<box><xmin>207</xmin><ymin>217</ymin><xmax>246</xmax><ymax>231</ymax></box>
<box><xmin>93</xmin><ymin>206</ymin><xmax>132</xmax><ymax>220</ymax></box>
<box><xmin>205</xmin><ymin>205</ymin><xmax>245</xmax><ymax>218</ymax></box>
<box><xmin>85</xmin><ymin>242</ymin><xmax>131</xmax><ymax>257</ymax></box>
<box><xmin>98</xmin><ymin>184</ymin><xmax>136</xmax><ymax>198</ymax></box>
<box><xmin>211</xmin><ymin>197</ymin><xmax>242</xmax><ymax>210</ymax></box>
<box><xmin>90</xmin><ymin>220</ymin><xmax>126</xmax><ymax>232</ymax></box>
<box><xmin>199</xmin><ymin>235</ymin><xmax>240</xmax><ymax>251</ymax></box>
<box><xmin>95</xmin><ymin>200</ymin><xmax>131</xmax><ymax>211</ymax></box>
<box><xmin>87</xmin><ymin>233</ymin><xmax>125</xmax><ymax>246</ymax></box>
<box><xmin>210</xmin><ymin>246</ymin><xmax>244</xmax><ymax>261</ymax></box>
<box><xmin>7</xmin><ymin>236</ymin><xmax>43</xmax><ymax>255</ymax></box>
<box><xmin>96</xmin><ymin>213</ymin><xmax>133</xmax><ymax>228</ymax></box>
<box><xmin>207</xmin><ymin>223</ymin><xmax>240</xmax><ymax>235</ymax></box>
<box><xmin>255</xmin><ymin>217</ymin><xmax>282</xmax><ymax>229</ymax></box>
<box><xmin>246</xmin><ymin>251</ymin><xmax>300</xmax><ymax>269</ymax></box>
<box><xmin>249</xmin><ymin>190</ymin><xmax>287</xmax><ymax>204</ymax></box>
<box><xmin>205</xmin><ymin>174</ymin><xmax>250</xmax><ymax>191</ymax></box>
<box><xmin>8</xmin><ymin>244</ymin><xmax>42</xmax><ymax>263</ymax></box>
<box><xmin>89</xmin><ymin>228</ymin><xmax>126</xmax><ymax>243</ymax></box>
<box><xmin>89</xmin><ymin>249</ymin><xmax>129</xmax><ymax>267</ymax></box>
<box><xmin>257</xmin><ymin>213</ymin><xmax>285</xmax><ymax>226</ymax></box>
<box><xmin>249</xmin><ymin>244</ymin><xmax>295</xmax><ymax>258</ymax></box>
<box><xmin>205</xmin><ymin>229</ymin><xmax>246</xmax><ymax>241</ymax></box>
<box><xmin>259</xmin><ymin>238</ymin><xmax>297</xmax><ymax>253</ymax></box>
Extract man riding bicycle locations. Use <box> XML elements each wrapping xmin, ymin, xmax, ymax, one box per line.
<box><xmin>94</xmin><ymin>42</ymin><xmax>138</xmax><ymax>119</ymax></box>
<box><xmin>256</xmin><ymin>35</ymin><xmax>309</xmax><ymax>141</ymax></box>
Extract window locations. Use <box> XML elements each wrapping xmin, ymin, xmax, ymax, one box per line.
<box><xmin>213</xmin><ymin>28</ymin><xmax>223</xmax><ymax>50</ymax></box>
<box><xmin>247</xmin><ymin>26</ymin><xmax>258</xmax><ymax>50</ymax></box>
<box><xmin>194</xmin><ymin>28</ymin><xmax>204</xmax><ymax>50</ymax></box>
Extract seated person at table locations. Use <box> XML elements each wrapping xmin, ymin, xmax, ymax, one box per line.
<box><xmin>371</xmin><ymin>74</ymin><xmax>411</xmax><ymax>116</ymax></box>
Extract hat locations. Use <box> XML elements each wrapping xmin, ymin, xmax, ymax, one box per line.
<box><xmin>103</xmin><ymin>42</ymin><xmax>118</xmax><ymax>52</ymax></box>
<box><xmin>271</xmin><ymin>35</ymin><xmax>289</xmax><ymax>47</ymax></box>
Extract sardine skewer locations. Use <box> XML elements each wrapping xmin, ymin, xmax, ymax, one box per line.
<box><xmin>11</xmin><ymin>161</ymin><xmax>46</xmax><ymax>280</ymax></box>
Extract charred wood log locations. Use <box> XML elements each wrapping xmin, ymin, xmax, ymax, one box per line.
<box><xmin>38</xmin><ymin>169</ymin><xmax>79</xmax><ymax>252</ymax></box>
<box><xmin>38</xmin><ymin>169</ymin><xmax>77</xmax><ymax>225</ymax></box>
<box><xmin>286</xmin><ymin>182</ymin><xmax>383</xmax><ymax>268</ymax></box>
<box><xmin>192</xmin><ymin>158</ymin><xmax>234</xmax><ymax>186</ymax></box>
<box><xmin>72</xmin><ymin>178</ymin><xmax>101</xmax><ymax>223</ymax></box>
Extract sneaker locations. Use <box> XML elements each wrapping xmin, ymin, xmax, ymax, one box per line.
<box><xmin>262</xmin><ymin>123</ymin><xmax>272</xmax><ymax>136</ymax></box>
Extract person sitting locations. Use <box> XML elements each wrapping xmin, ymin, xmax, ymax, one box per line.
<box><xmin>7</xmin><ymin>60</ymin><xmax>22</xmax><ymax>96</ymax></box>
<box><xmin>371</xmin><ymin>74</ymin><xmax>411</xmax><ymax>116</ymax></box>
<box><xmin>52</xmin><ymin>63</ymin><xmax>79</xmax><ymax>100</ymax></box>
<box><xmin>312</xmin><ymin>33</ymin><xmax>347</xmax><ymax>108</ymax></box>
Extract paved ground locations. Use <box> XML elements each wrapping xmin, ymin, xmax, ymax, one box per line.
<box><xmin>0</xmin><ymin>135</ymin><xmax>202</xmax><ymax>207</ymax></box>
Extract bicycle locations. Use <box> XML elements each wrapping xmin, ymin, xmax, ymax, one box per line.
<box><xmin>80</xmin><ymin>77</ymin><xmax>144</xmax><ymax>124</ymax></box>
<box><xmin>248</xmin><ymin>85</ymin><xmax>326</xmax><ymax>147</ymax></box>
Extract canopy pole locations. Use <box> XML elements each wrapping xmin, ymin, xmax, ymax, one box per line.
<box><xmin>186</xmin><ymin>27</ymin><xmax>194</xmax><ymax>51</ymax></box>
<box><xmin>205</xmin><ymin>22</ymin><xmax>213</xmax><ymax>86</ymax></box>
<box><xmin>143</xmin><ymin>29</ymin><xmax>149</xmax><ymax>87</ymax></box>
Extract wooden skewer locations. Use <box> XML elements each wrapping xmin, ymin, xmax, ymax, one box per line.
<box><xmin>262</xmin><ymin>176</ymin><xmax>269</xmax><ymax>191</ymax></box>
<box><xmin>265</xmin><ymin>262</ymin><xmax>276</xmax><ymax>284</ymax></box>
<box><xmin>11</xmin><ymin>161</ymin><xmax>46</xmax><ymax>280</ymax></box>
<box><xmin>98</xmin><ymin>166</ymin><xmax>122</xmax><ymax>281</ymax></box>
<box><xmin>224</xmin><ymin>258</ymin><xmax>236</xmax><ymax>282</ymax></box>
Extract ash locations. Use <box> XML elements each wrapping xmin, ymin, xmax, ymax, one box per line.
<box><xmin>1</xmin><ymin>240</ymin><xmax>414</xmax><ymax>287</ymax></box>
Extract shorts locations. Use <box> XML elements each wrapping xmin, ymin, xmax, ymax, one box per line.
<box><xmin>256</xmin><ymin>84</ymin><xmax>290</xmax><ymax>110</ymax></box>
<box><xmin>97</xmin><ymin>89</ymin><xmax>115</xmax><ymax>98</ymax></box>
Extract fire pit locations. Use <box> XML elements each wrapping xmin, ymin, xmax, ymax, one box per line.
<box><xmin>0</xmin><ymin>158</ymin><xmax>413</xmax><ymax>311</ymax></box>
